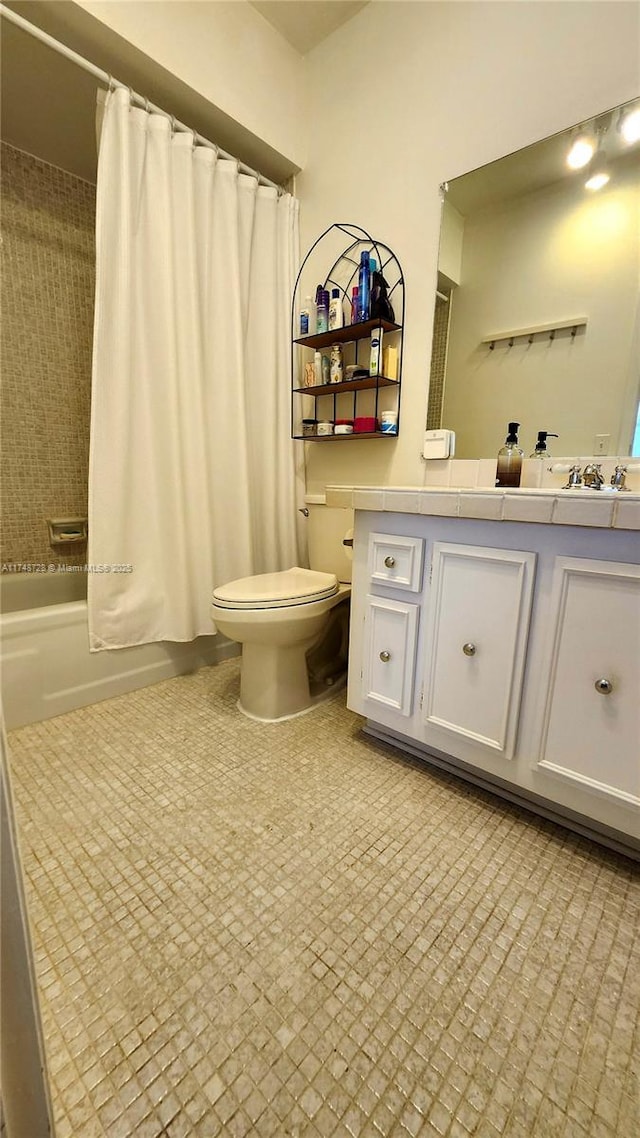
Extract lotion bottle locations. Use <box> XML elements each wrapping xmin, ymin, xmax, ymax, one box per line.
<box><xmin>496</xmin><ymin>422</ymin><xmax>524</xmax><ymax>487</ymax></box>
<box><xmin>299</xmin><ymin>296</ymin><xmax>313</xmax><ymax>336</ymax></box>
<box><xmin>369</xmin><ymin>327</ymin><xmax>383</xmax><ymax>377</ymax></box>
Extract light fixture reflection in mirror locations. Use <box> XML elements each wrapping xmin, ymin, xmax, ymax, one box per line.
<box><xmin>567</xmin><ymin>130</ymin><xmax>595</xmax><ymax>169</ymax></box>
<box><xmin>620</xmin><ymin>105</ymin><xmax>640</xmax><ymax>144</ymax></box>
<box><xmin>427</xmin><ymin>102</ymin><xmax>640</xmax><ymax>460</ymax></box>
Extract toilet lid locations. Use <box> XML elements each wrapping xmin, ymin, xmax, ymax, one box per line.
<box><xmin>212</xmin><ymin>567</ymin><xmax>339</xmax><ymax>610</ymax></box>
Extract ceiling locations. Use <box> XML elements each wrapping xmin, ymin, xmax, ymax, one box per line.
<box><xmin>249</xmin><ymin>1</ymin><xmax>368</xmax><ymax>54</ymax></box>
<box><xmin>447</xmin><ymin>109</ymin><xmax>640</xmax><ymax>216</ymax></box>
<box><xmin>2</xmin><ymin>2</ymin><xmax>635</xmax><ymax>205</ymax></box>
<box><xmin>1</xmin><ymin>0</ymin><xmax>321</xmax><ymax>186</ymax></box>
<box><xmin>1</xmin><ymin>14</ymin><xmax>101</xmax><ymax>183</ymax></box>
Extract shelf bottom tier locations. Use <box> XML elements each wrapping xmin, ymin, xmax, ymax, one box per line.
<box><xmin>292</xmin><ymin>431</ymin><xmax>398</xmax><ymax>441</ymax></box>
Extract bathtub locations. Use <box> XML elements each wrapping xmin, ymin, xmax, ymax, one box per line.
<box><xmin>1</xmin><ymin>572</ymin><xmax>238</xmax><ymax>729</ymax></box>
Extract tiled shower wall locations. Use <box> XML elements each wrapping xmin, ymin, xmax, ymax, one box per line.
<box><xmin>426</xmin><ymin>293</ymin><xmax>451</xmax><ymax>432</ymax></box>
<box><xmin>1</xmin><ymin>143</ymin><xmax>95</xmax><ymax>570</ymax></box>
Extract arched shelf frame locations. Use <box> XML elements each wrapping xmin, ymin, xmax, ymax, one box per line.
<box><xmin>291</xmin><ymin>224</ymin><xmax>405</xmax><ymax>441</ymax></box>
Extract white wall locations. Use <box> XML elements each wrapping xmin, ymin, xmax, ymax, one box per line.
<box><xmin>443</xmin><ymin>158</ymin><xmax>640</xmax><ymax>458</ymax></box>
<box><xmin>74</xmin><ymin>0</ymin><xmax>306</xmax><ymax>169</ymax></box>
<box><xmin>299</xmin><ymin>1</ymin><xmax>640</xmax><ymax>493</ymax></box>
<box><xmin>439</xmin><ymin>202</ymin><xmax>464</xmax><ymax>288</ymax></box>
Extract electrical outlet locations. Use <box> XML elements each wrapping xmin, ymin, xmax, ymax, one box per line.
<box><xmin>594</xmin><ymin>434</ymin><xmax>610</xmax><ymax>456</ymax></box>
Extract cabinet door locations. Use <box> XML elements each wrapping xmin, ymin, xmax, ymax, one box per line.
<box><xmin>422</xmin><ymin>543</ymin><xmax>536</xmax><ymax>760</ymax></box>
<box><xmin>537</xmin><ymin>557</ymin><xmax>640</xmax><ymax>807</ymax></box>
<box><xmin>362</xmin><ymin>595</ymin><xmax>418</xmax><ymax>716</ymax></box>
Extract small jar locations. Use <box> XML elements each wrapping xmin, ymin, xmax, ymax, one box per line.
<box><xmin>316</xmin><ymin>420</ymin><xmax>334</xmax><ymax>436</ymax></box>
<box><xmin>301</xmin><ymin>419</ymin><xmax>318</xmax><ymax>437</ymax></box>
<box><xmin>334</xmin><ymin>419</ymin><xmax>354</xmax><ymax>435</ymax></box>
<box><xmin>380</xmin><ymin>410</ymin><xmax>398</xmax><ymax>435</ymax></box>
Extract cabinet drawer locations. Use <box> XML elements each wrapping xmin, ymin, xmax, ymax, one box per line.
<box><xmin>368</xmin><ymin>533</ymin><xmax>424</xmax><ymax>592</ymax></box>
<box><xmin>362</xmin><ymin>595</ymin><xmax>419</xmax><ymax>716</ymax></box>
<box><xmin>537</xmin><ymin>557</ymin><xmax>640</xmax><ymax>807</ymax></box>
<box><xmin>422</xmin><ymin>543</ymin><xmax>536</xmax><ymax>760</ymax></box>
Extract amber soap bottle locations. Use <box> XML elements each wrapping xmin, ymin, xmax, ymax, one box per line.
<box><xmin>496</xmin><ymin>422</ymin><xmax>524</xmax><ymax>487</ymax></box>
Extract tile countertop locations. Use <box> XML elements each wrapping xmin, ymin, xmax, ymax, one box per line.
<box><xmin>325</xmin><ymin>485</ymin><xmax>640</xmax><ymax>531</ymax></box>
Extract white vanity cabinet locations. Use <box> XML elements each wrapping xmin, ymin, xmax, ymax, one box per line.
<box><xmin>347</xmin><ymin>510</ymin><xmax>640</xmax><ymax>854</ymax></box>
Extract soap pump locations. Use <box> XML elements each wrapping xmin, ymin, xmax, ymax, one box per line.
<box><xmin>496</xmin><ymin>422</ymin><xmax>524</xmax><ymax>487</ymax></box>
<box><xmin>530</xmin><ymin>431</ymin><xmax>558</xmax><ymax>458</ymax></box>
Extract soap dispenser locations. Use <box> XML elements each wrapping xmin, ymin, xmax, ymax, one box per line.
<box><xmin>530</xmin><ymin>431</ymin><xmax>558</xmax><ymax>459</ymax></box>
<box><xmin>496</xmin><ymin>422</ymin><xmax>524</xmax><ymax>487</ymax></box>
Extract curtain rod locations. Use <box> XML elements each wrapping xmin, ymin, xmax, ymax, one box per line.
<box><xmin>0</xmin><ymin>2</ymin><xmax>284</xmax><ymax>194</ymax></box>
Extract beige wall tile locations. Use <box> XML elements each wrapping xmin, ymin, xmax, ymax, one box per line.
<box><xmin>1</xmin><ymin>144</ymin><xmax>95</xmax><ymax>569</ymax></box>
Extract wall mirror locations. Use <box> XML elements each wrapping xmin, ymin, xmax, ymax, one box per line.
<box><xmin>427</xmin><ymin>102</ymin><xmax>640</xmax><ymax>460</ymax></box>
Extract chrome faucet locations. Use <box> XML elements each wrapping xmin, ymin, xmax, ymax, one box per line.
<box><xmin>582</xmin><ymin>462</ymin><xmax>605</xmax><ymax>489</ymax></box>
<box><xmin>610</xmin><ymin>464</ymin><xmax>628</xmax><ymax>491</ymax></box>
<box><xmin>562</xmin><ymin>464</ymin><xmax>582</xmax><ymax>489</ymax></box>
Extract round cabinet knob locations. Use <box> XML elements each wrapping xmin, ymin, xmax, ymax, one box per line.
<box><xmin>594</xmin><ymin>678</ymin><xmax>614</xmax><ymax>695</ymax></box>
<box><xmin>379</xmin><ymin>651</ymin><xmax>391</xmax><ymax>663</ymax></box>
<box><xmin>462</xmin><ymin>643</ymin><xmax>476</xmax><ymax>657</ymax></box>
<box><xmin>384</xmin><ymin>556</ymin><xmax>396</xmax><ymax>568</ymax></box>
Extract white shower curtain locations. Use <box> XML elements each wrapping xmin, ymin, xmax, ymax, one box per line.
<box><xmin>88</xmin><ymin>88</ymin><xmax>303</xmax><ymax>649</ymax></box>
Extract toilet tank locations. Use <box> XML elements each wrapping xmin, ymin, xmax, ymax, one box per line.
<box><xmin>307</xmin><ymin>504</ymin><xmax>353</xmax><ymax>584</ymax></box>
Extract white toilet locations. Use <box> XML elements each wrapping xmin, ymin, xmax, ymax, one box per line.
<box><xmin>211</xmin><ymin>506</ymin><xmax>352</xmax><ymax>722</ymax></box>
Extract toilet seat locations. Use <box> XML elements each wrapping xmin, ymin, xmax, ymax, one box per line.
<box><xmin>212</xmin><ymin>567</ymin><xmax>339</xmax><ymax>610</ymax></box>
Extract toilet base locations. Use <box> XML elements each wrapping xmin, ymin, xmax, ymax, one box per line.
<box><xmin>237</xmin><ymin>637</ymin><xmax>347</xmax><ymax>722</ymax></box>
<box><xmin>236</xmin><ymin>671</ymin><xmax>346</xmax><ymax>724</ymax></box>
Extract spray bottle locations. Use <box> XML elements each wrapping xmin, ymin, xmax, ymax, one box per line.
<box><xmin>350</xmin><ymin>286</ymin><xmax>359</xmax><ymax>324</ymax></box>
<box><xmin>357</xmin><ymin>251</ymin><xmax>370</xmax><ymax>322</ymax></box>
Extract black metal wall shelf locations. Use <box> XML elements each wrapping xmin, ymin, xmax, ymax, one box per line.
<box><xmin>294</xmin><ymin>318</ymin><xmax>401</xmax><ymax>350</ymax></box>
<box><xmin>293</xmin><ymin>376</ymin><xmax>399</xmax><ymax>396</ymax></box>
<box><xmin>291</xmin><ymin>431</ymin><xmax>390</xmax><ymax>441</ymax></box>
<box><xmin>291</xmin><ymin>225</ymin><xmax>405</xmax><ymax>442</ymax></box>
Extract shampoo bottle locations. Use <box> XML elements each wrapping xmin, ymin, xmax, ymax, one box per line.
<box><xmin>328</xmin><ymin>288</ymin><xmax>343</xmax><ymax>331</ymax></box>
<box><xmin>530</xmin><ymin>431</ymin><xmax>558</xmax><ymax>458</ymax></box>
<box><xmin>316</xmin><ymin>289</ymin><xmax>329</xmax><ymax>334</ymax></box>
<box><xmin>496</xmin><ymin>422</ymin><xmax>524</xmax><ymax>487</ymax></box>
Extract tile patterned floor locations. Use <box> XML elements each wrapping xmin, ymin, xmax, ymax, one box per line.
<box><xmin>7</xmin><ymin>659</ymin><xmax>640</xmax><ymax>1138</ymax></box>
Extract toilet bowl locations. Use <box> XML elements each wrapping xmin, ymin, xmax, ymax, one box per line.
<box><xmin>211</xmin><ymin>507</ymin><xmax>352</xmax><ymax>722</ymax></box>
